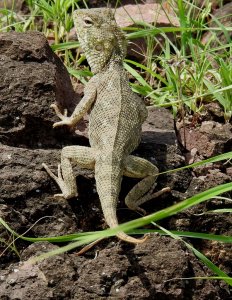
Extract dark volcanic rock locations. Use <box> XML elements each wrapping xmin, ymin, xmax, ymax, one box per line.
<box><xmin>0</xmin><ymin>30</ymin><xmax>231</xmax><ymax>300</ymax></box>
<box><xmin>0</xmin><ymin>31</ymin><xmax>81</xmax><ymax>148</ymax></box>
<box><xmin>141</xmin><ymin>107</ymin><xmax>190</xmax><ymax>193</ymax></box>
<box><xmin>0</xmin><ymin>237</ymin><xmax>225</xmax><ymax>300</ymax></box>
<box><xmin>0</xmin><ymin>144</ymin><xmax>59</xmax><ymax>200</ymax></box>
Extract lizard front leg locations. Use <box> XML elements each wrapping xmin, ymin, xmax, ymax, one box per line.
<box><xmin>43</xmin><ymin>146</ymin><xmax>95</xmax><ymax>199</ymax></box>
<box><xmin>123</xmin><ymin>155</ymin><xmax>170</xmax><ymax>214</ymax></box>
<box><xmin>51</xmin><ymin>77</ymin><xmax>97</xmax><ymax>128</ymax></box>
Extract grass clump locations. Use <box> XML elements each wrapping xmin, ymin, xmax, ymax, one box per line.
<box><xmin>0</xmin><ymin>0</ymin><xmax>231</xmax><ymax>288</ymax></box>
<box><xmin>0</xmin><ymin>0</ymin><xmax>231</xmax><ymax>121</ymax></box>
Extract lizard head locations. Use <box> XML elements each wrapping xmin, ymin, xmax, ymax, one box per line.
<box><xmin>73</xmin><ymin>8</ymin><xmax>127</xmax><ymax>74</ymax></box>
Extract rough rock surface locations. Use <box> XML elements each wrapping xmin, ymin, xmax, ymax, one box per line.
<box><xmin>0</xmin><ymin>0</ymin><xmax>24</xmax><ymax>11</ymax></box>
<box><xmin>178</xmin><ymin>121</ymin><xmax>232</xmax><ymax>159</ymax></box>
<box><xmin>0</xmin><ymin>31</ymin><xmax>81</xmax><ymax>148</ymax></box>
<box><xmin>0</xmin><ymin>145</ymin><xmax>59</xmax><ymax>200</ymax></box>
<box><xmin>115</xmin><ymin>3</ymin><xmax>179</xmax><ymax>27</ymax></box>
<box><xmin>0</xmin><ymin>237</ymin><xmax>226</xmax><ymax>300</ymax></box>
<box><xmin>0</xmin><ymin>31</ymin><xmax>231</xmax><ymax>299</ymax></box>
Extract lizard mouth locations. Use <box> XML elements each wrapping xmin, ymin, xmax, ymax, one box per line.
<box><xmin>73</xmin><ymin>8</ymin><xmax>127</xmax><ymax>73</ymax></box>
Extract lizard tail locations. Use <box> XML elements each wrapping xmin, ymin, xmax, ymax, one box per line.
<box><xmin>116</xmin><ymin>231</ymin><xmax>149</xmax><ymax>244</ymax></box>
<box><xmin>102</xmin><ymin>204</ymin><xmax>148</xmax><ymax>244</ymax></box>
<box><xmin>95</xmin><ymin>162</ymin><xmax>148</xmax><ymax>244</ymax></box>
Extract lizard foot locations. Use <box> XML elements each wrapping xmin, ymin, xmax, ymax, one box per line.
<box><xmin>139</xmin><ymin>186</ymin><xmax>171</xmax><ymax>205</ymax></box>
<box><xmin>42</xmin><ymin>163</ymin><xmax>77</xmax><ymax>199</ymax></box>
<box><xmin>127</xmin><ymin>187</ymin><xmax>171</xmax><ymax>215</ymax></box>
<box><xmin>50</xmin><ymin>103</ymin><xmax>67</xmax><ymax>117</ymax></box>
<box><xmin>50</xmin><ymin>104</ymin><xmax>74</xmax><ymax>128</ymax></box>
<box><xmin>128</xmin><ymin>205</ymin><xmax>147</xmax><ymax>216</ymax></box>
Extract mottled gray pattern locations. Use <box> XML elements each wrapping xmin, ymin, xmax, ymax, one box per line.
<box><xmin>43</xmin><ymin>8</ymin><xmax>170</xmax><ymax>244</ymax></box>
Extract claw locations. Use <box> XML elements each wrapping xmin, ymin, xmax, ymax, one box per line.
<box><xmin>50</xmin><ymin>103</ymin><xmax>68</xmax><ymax>120</ymax></box>
<box><xmin>42</xmin><ymin>163</ymin><xmax>58</xmax><ymax>181</ymax></box>
<box><xmin>161</xmin><ymin>187</ymin><xmax>171</xmax><ymax>193</ymax></box>
<box><xmin>50</xmin><ymin>103</ymin><xmax>57</xmax><ymax>109</ymax></box>
<box><xmin>57</xmin><ymin>164</ymin><xmax>62</xmax><ymax>179</ymax></box>
<box><xmin>42</xmin><ymin>163</ymin><xmax>77</xmax><ymax>200</ymax></box>
<box><xmin>143</xmin><ymin>186</ymin><xmax>171</xmax><ymax>203</ymax></box>
<box><xmin>136</xmin><ymin>207</ymin><xmax>147</xmax><ymax>216</ymax></box>
<box><xmin>42</xmin><ymin>162</ymin><xmax>63</xmax><ymax>188</ymax></box>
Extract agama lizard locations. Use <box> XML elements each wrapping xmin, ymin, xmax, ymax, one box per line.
<box><xmin>42</xmin><ymin>8</ymin><xmax>170</xmax><ymax>244</ymax></box>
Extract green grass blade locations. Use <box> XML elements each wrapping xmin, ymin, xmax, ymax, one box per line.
<box><xmin>6</xmin><ymin>181</ymin><xmax>232</xmax><ymax>244</ymax></box>
<box><xmin>153</xmin><ymin>223</ymin><xmax>232</xmax><ymax>286</ymax></box>
<box><xmin>124</xmin><ymin>59</ymin><xmax>168</xmax><ymax>85</ymax></box>
<box><xmin>27</xmin><ymin>237</ymin><xmax>96</xmax><ymax>263</ymax></box>
<box><xmin>0</xmin><ymin>217</ymin><xmax>96</xmax><ymax>242</ymax></box>
<box><xmin>126</xmin><ymin>27</ymin><xmax>202</xmax><ymax>40</ymax></box>
<box><xmin>68</xmin><ymin>67</ymin><xmax>92</xmax><ymax>78</ymax></box>
<box><xmin>35</xmin><ymin>0</ymin><xmax>53</xmax><ymax>16</ymax></box>
<box><xmin>110</xmin><ymin>182</ymin><xmax>232</xmax><ymax>235</ymax></box>
<box><xmin>187</xmin><ymin>244</ymin><xmax>232</xmax><ymax>286</ymax></box>
<box><xmin>159</xmin><ymin>152</ymin><xmax>232</xmax><ymax>175</ymax></box>
<box><xmin>128</xmin><ymin>229</ymin><xmax>232</xmax><ymax>243</ymax></box>
<box><xmin>51</xmin><ymin>41</ymin><xmax>79</xmax><ymax>51</ymax></box>
<box><xmin>123</xmin><ymin>62</ymin><xmax>151</xmax><ymax>88</ymax></box>
<box><xmin>1</xmin><ymin>218</ymin><xmax>232</xmax><ymax>244</ymax></box>
<box><xmin>1</xmin><ymin>181</ymin><xmax>232</xmax><ymax>263</ymax></box>
<box><xmin>204</xmin><ymin>209</ymin><xmax>232</xmax><ymax>214</ymax></box>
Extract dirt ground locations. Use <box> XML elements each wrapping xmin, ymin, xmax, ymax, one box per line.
<box><xmin>0</xmin><ymin>9</ymin><xmax>232</xmax><ymax>300</ymax></box>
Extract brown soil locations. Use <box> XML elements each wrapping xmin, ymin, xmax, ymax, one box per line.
<box><xmin>0</xmin><ymin>18</ymin><xmax>232</xmax><ymax>300</ymax></box>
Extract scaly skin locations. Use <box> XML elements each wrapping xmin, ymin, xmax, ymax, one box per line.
<box><xmin>42</xmin><ymin>9</ymin><xmax>170</xmax><ymax>244</ymax></box>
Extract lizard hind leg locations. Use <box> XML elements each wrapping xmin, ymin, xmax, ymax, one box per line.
<box><xmin>42</xmin><ymin>146</ymin><xmax>95</xmax><ymax>200</ymax></box>
<box><xmin>124</xmin><ymin>155</ymin><xmax>171</xmax><ymax>215</ymax></box>
<box><xmin>42</xmin><ymin>162</ymin><xmax>74</xmax><ymax>199</ymax></box>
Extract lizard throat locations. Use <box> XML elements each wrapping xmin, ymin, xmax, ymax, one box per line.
<box><xmin>85</xmin><ymin>50</ymin><xmax>124</xmax><ymax>74</ymax></box>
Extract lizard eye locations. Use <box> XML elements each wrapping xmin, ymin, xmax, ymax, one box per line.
<box><xmin>83</xmin><ymin>17</ymin><xmax>93</xmax><ymax>27</ymax></box>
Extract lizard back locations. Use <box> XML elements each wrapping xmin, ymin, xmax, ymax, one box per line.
<box><xmin>89</xmin><ymin>63</ymin><xmax>147</xmax><ymax>157</ymax></box>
